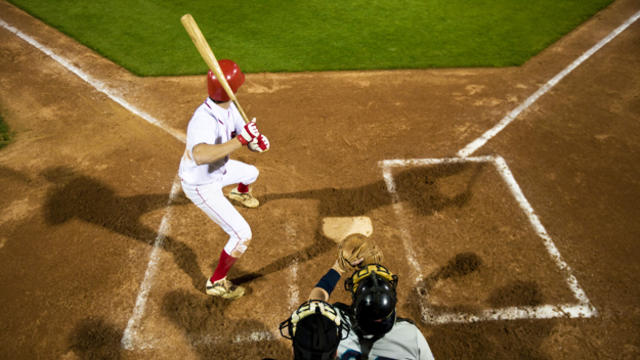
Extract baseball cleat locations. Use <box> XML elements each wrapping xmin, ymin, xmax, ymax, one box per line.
<box><xmin>206</xmin><ymin>277</ymin><xmax>245</xmax><ymax>299</ymax></box>
<box><xmin>227</xmin><ymin>189</ymin><xmax>259</xmax><ymax>208</ymax></box>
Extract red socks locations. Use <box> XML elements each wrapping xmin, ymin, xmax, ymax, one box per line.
<box><xmin>210</xmin><ymin>250</ymin><xmax>238</xmax><ymax>282</ymax></box>
<box><xmin>237</xmin><ymin>183</ymin><xmax>249</xmax><ymax>193</ymax></box>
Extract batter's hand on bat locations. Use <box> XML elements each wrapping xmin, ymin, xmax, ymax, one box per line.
<box><xmin>248</xmin><ymin>134</ymin><xmax>270</xmax><ymax>153</ymax></box>
<box><xmin>236</xmin><ymin>118</ymin><xmax>260</xmax><ymax>145</ymax></box>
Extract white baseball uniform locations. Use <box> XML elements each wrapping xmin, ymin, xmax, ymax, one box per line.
<box><xmin>336</xmin><ymin>308</ymin><xmax>435</xmax><ymax>360</ymax></box>
<box><xmin>179</xmin><ymin>97</ymin><xmax>259</xmax><ymax>255</ymax></box>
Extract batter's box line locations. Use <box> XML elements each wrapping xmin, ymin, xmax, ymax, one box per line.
<box><xmin>379</xmin><ymin>155</ymin><xmax>598</xmax><ymax>324</ymax></box>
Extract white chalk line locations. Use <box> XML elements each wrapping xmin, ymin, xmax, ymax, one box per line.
<box><xmin>381</xmin><ymin>167</ymin><xmax>424</xmax><ymax>282</ymax></box>
<box><xmin>380</xmin><ymin>156</ymin><xmax>597</xmax><ymax>323</ymax></box>
<box><xmin>0</xmin><ymin>17</ymin><xmax>191</xmax><ymax>350</ymax></box>
<box><xmin>121</xmin><ymin>177</ymin><xmax>182</xmax><ymax>350</ymax></box>
<box><xmin>381</xmin><ymin>156</ymin><xmax>495</xmax><ymax>168</ymax></box>
<box><xmin>0</xmin><ymin>18</ymin><xmax>186</xmax><ymax>143</ymax></box>
<box><xmin>492</xmin><ymin>156</ymin><xmax>595</xmax><ymax>309</ymax></box>
<box><xmin>424</xmin><ymin>303</ymin><xmax>596</xmax><ymax>324</ymax></box>
<box><xmin>190</xmin><ymin>330</ymin><xmax>277</xmax><ymax>347</ymax></box>
<box><xmin>457</xmin><ymin>10</ymin><xmax>640</xmax><ymax>158</ymax></box>
<box><xmin>285</xmin><ymin>222</ymin><xmax>301</xmax><ymax>309</ymax></box>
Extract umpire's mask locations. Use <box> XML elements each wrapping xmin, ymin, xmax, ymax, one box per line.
<box><xmin>279</xmin><ymin>300</ymin><xmax>349</xmax><ymax>360</ymax></box>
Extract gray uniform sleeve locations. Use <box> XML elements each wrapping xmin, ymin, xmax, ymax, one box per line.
<box><xmin>416</xmin><ymin>328</ymin><xmax>435</xmax><ymax>360</ymax></box>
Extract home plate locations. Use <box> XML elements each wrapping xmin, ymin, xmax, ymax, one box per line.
<box><xmin>321</xmin><ymin>216</ymin><xmax>373</xmax><ymax>243</ymax></box>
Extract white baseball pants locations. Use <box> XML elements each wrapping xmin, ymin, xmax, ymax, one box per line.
<box><xmin>181</xmin><ymin>160</ymin><xmax>259</xmax><ymax>255</ymax></box>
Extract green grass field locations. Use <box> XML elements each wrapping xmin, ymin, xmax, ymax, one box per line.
<box><xmin>8</xmin><ymin>0</ymin><xmax>614</xmax><ymax>75</ymax></box>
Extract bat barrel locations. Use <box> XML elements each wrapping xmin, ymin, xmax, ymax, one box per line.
<box><xmin>181</xmin><ymin>14</ymin><xmax>250</xmax><ymax>123</ymax></box>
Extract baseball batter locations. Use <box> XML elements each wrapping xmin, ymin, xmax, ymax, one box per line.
<box><xmin>179</xmin><ymin>59</ymin><xmax>270</xmax><ymax>299</ymax></box>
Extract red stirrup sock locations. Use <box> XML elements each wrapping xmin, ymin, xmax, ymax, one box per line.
<box><xmin>210</xmin><ymin>250</ymin><xmax>238</xmax><ymax>282</ymax></box>
<box><xmin>237</xmin><ymin>183</ymin><xmax>249</xmax><ymax>193</ymax></box>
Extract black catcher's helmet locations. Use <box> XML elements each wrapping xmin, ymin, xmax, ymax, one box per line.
<box><xmin>345</xmin><ymin>264</ymin><xmax>398</xmax><ymax>337</ymax></box>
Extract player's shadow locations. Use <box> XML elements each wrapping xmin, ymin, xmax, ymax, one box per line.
<box><xmin>233</xmin><ymin>163</ymin><xmax>484</xmax><ymax>284</ymax></box>
<box><xmin>41</xmin><ymin>166</ymin><xmax>207</xmax><ymax>291</ymax></box>
<box><xmin>161</xmin><ymin>289</ymin><xmax>290</xmax><ymax>359</ymax></box>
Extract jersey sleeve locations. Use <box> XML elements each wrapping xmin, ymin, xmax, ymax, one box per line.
<box><xmin>186</xmin><ymin>109</ymin><xmax>218</xmax><ymax>153</ymax></box>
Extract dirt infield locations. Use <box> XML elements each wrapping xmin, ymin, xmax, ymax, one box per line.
<box><xmin>1</xmin><ymin>0</ymin><xmax>639</xmax><ymax>359</ymax></box>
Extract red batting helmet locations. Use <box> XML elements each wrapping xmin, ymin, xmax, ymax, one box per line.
<box><xmin>207</xmin><ymin>59</ymin><xmax>245</xmax><ymax>102</ymax></box>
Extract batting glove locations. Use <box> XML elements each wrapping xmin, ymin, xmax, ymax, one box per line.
<box><xmin>248</xmin><ymin>134</ymin><xmax>270</xmax><ymax>153</ymax></box>
<box><xmin>237</xmin><ymin>118</ymin><xmax>260</xmax><ymax>145</ymax></box>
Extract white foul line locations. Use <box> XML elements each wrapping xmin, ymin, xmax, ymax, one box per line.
<box><xmin>457</xmin><ymin>10</ymin><xmax>640</xmax><ymax>158</ymax></box>
<box><xmin>121</xmin><ymin>177</ymin><xmax>182</xmax><ymax>350</ymax></box>
<box><xmin>0</xmin><ymin>18</ymin><xmax>186</xmax><ymax>143</ymax></box>
<box><xmin>0</xmin><ymin>17</ymin><xmax>191</xmax><ymax>349</ymax></box>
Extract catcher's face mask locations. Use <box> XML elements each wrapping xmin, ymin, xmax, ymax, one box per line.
<box><xmin>279</xmin><ymin>300</ymin><xmax>350</xmax><ymax>360</ymax></box>
<box><xmin>344</xmin><ymin>264</ymin><xmax>398</xmax><ymax>294</ymax></box>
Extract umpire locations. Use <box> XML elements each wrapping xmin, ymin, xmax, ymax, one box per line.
<box><xmin>277</xmin><ymin>300</ymin><xmax>350</xmax><ymax>360</ymax></box>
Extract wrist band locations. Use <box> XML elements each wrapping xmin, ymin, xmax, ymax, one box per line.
<box><xmin>314</xmin><ymin>268</ymin><xmax>341</xmax><ymax>295</ymax></box>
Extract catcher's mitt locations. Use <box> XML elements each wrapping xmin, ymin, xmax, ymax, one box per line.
<box><xmin>336</xmin><ymin>234</ymin><xmax>383</xmax><ymax>274</ymax></box>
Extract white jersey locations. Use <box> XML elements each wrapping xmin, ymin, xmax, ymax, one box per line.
<box><xmin>336</xmin><ymin>308</ymin><xmax>435</xmax><ymax>360</ymax></box>
<box><xmin>179</xmin><ymin>98</ymin><xmax>246</xmax><ymax>185</ymax></box>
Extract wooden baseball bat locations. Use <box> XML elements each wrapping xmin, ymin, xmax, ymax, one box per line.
<box><xmin>180</xmin><ymin>14</ymin><xmax>250</xmax><ymax>124</ymax></box>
